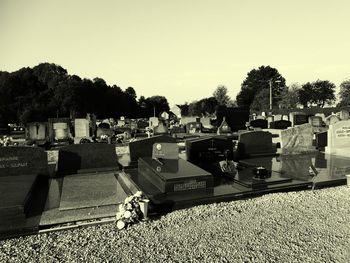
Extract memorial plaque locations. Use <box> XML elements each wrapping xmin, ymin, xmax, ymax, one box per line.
<box><xmin>138</xmin><ymin>157</ymin><xmax>213</xmax><ymax>193</ymax></box>
<box><xmin>74</xmin><ymin>119</ymin><xmax>90</xmax><ymax>138</ymax></box>
<box><xmin>0</xmin><ymin>147</ymin><xmax>48</xmax><ymax>177</ymax></box>
<box><xmin>152</xmin><ymin>143</ymin><xmax>179</xmax><ymax>160</ymax></box>
<box><xmin>129</xmin><ymin>135</ymin><xmax>176</xmax><ymax>162</ymax></box>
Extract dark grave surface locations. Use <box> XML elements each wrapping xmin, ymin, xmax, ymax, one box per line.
<box><xmin>237</xmin><ymin>131</ymin><xmax>275</xmax><ymax>157</ymax></box>
<box><xmin>250</xmin><ymin>119</ymin><xmax>268</xmax><ymax>129</ymax></box>
<box><xmin>138</xmin><ymin>157</ymin><xmax>213</xmax><ymax>193</ymax></box>
<box><xmin>0</xmin><ymin>146</ymin><xmax>48</xmax><ymax>177</ymax></box>
<box><xmin>294</xmin><ymin>114</ymin><xmax>309</xmax><ymax>126</ymax></box>
<box><xmin>315</xmin><ymin>131</ymin><xmax>327</xmax><ymax>149</ymax></box>
<box><xmin>269</xmin><ymin>120</ymin><xmax>292</xmax><ymax>129</ymax></box>
<box><xmin>240</xmin><ymin>152</ymin><xmax>349</xmax><ymax>188</ymax></box>
<box><xmin>128</xmin><ymin>135</ymin><xmax>176</xmax><ymax>163</ymax></box>
<box><xmin>59</xmin><ymin>172</ymin><xmax>127</xmax><ymax>210</ymax></box>
<box><xmin>57</xmin><ymin>143</ymin><xmax>119</xmax><ymax>176</ymax></box>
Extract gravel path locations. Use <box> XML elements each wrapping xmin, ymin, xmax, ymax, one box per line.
<box><xmin>1</xmin><ymin>186</ymin><xmax>349</xmax><ymax>262</ymax></box>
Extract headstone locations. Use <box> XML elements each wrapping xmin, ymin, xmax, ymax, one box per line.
<box><xmin>325</xmin><ymin>115</ymin><xmax>340</xmax><ymax>126</ymax></box>
<box><xmin>152</xmin><ymin>143</ymin><xmax>179</xmax><ymax>160</ymax></box>
<box><xmin>26</xmin><ymin>122</ymin><xmax>47</xmax><ymax>144</ymax></box>
<box><xmin>325</xmin><ymin>120</ymin><xmax>350</xmax><ymax>156</ymax></box>
<box><xmin>290</xmin><ymin>112</ymin><xmax>308</xmax><ymax>126</ymax></box>
<box><xmin>280</xmin><ymin>123</ymin><xmax>315</xmax><ymax>154</ymax></box>
<box><xmin>160</xmin><ymin>111</ymin><xmax>169</xmax><ymax>120</ymax></box>
<box><xmin>56</xmin><ymin>143</ymin><xmax>119</xmax><ymax>176</ymax></box>
<box><xmin>0</xmin><ymin>146</ymin><xmax>48</xmax><ymax>177</ymax></box>
<box><xmin>256</xmin><ymin>115</ymin><xmax>265</xmax><ymax>120</ymax></box>
<box><xmin>53</xmin><ymin>122</ymin><xmax>69</xmax><ymax>140</ymax></box>
<box><xmin>274</xmin><ymin>114</ymin><xmax>282</xmax><ymax>121</ymax></box>
<box><xmin>186</xmin><ymin>122</ymin><xmax>202</xmax><ymax>134</ymax></box>
<box><xmin>315</xmin><ymin>113</ymin><xmax>326</xmax><ymax>122</ymax></box>
<box><xmin>337</xmin><ymin>110</ymin><xmax>349</xmax><ymax>121</ymax></box>
<box><xmin>267</xmin><ymin>115</ymin><xmax>274</xmax><ymax>128</ymax></box>
<box><xmin>309</xmin><ymin>116</ymin><xmax>322</xmax><ymax>127</ymax></box>
<box><xmin>180</xmin><ymin>116</ymin><xmax>198</xmax><ymax>125</ymax></box>
<box><xmin>282</xmin><ymin>115</ymin><xmax>289</xmax><ymax>121</ymax></box>
<box><xmin>74</xmin><ymin>118</ymin><xmax>91</xmax><ymax>144</ymax></box>
<box><xmin>154</xmin><ymin>121</ymin><xmax>168</xmax><ymax>135</ymax></box>
<box><xmin>48</xmin><ymin>118</ymin><xmax>71</xmax><ymax>144</ymax></box>
<box><xmin>200</xmin><ymin>117</ymin><xmax>212</xmax><ymax>128</ymax></box>
<box><xmin>149</xmin><ymin>117</ymin><xmax>159</xmax><ymax>128</ymax></box>
<box><xmin>217</xmin><ymin>117</ymin><xmax>232</xmax><ymax>134</ymax></box>
<box><xmin>128</xmin><ymin>135</ymin><xmax>176</xmax><ymax>162</ymax></box>
<box><xmin>250</xmin><ymin>119</ymin><xmax>268</xmax><ymax>129</ymax></box>
<box><xmin>315</xmin><ymin>131</ymin><xmax>327</xmax><ymax>149</ymax></box>
<box><xmin>269</xmin><ymin>120</ymin><xmax>291</xmax><ymax>130</ymax></box>
<box><xmin>237</xmin><ymin>131</ymin><xmax>275</xmax><ymax>156</ymax></box>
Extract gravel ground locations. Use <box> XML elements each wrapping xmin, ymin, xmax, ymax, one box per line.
<box><xmin>1</xmin><ymin>186</ymin><xmax>349</xmax><ymax>263</ymax></box>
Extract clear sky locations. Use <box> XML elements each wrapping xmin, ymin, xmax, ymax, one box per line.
<box><xmin>1</xmin><ymin>0</ymin><xmax>349</xmax><ymax>106</ymax></box>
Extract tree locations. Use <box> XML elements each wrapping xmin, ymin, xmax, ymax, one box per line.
<box><xmin>279</xmin><ymin>83</ymin><xmax>300</xmax><ymax>109</ymax></box>
<box><xmin>338</xmin><ymin>80</ymin><xmax>350</xmax><ymax>107</ymax></box>
<box><xmin>213</xmin><ymin>85</ymin><xmax>230</xmax><ymax>106</ymax></box>
<box><xmin>236</xmin><ymin>65</ymin><xmax>286</xmax><ymax>108</ymax></box>
<box><xmin>125</xmin><ymin>87</ymin><xmax>137</xmax><ymax>100</ymax></box>
<box><xmin>144</xmin><ymin>96</ymin><xmax>170</xmax><ymax>117</ymax></box>
<box><xmin>299</xmin><ymin>80</ymin><xmax>336</xmax><ymax>108</ymax></box>
<box><xmin>250</xmin><ymin>89</ymin><xmax>270</xmax><ymax>111</ymax></box>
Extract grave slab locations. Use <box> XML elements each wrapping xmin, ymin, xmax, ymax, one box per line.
<box><xmin>59</xmin><ymin>172</ymin><xmax>127</xmax><ymax>210</ymax></box>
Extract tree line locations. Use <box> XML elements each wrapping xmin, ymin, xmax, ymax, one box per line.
<box><xmin>0</xmin><ymin>63</ymin><xmax>170</xmax><ymax>124</ymax></box>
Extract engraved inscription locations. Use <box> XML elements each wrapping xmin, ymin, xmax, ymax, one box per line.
<box><xmin>173</xmin><ymin>180</ymin><xmax>206</xmax><ymax>191</ymax></box>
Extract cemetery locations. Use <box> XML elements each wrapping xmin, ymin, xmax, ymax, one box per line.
<box><xmin>0</xmin><ymin>104</ymin><xmax>349</xmax><ymax>262</ymax></box>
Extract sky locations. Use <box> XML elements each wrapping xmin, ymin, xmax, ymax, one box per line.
<box><xmin>1</xmin><ymin>0</ymin><xmax>349</xmax><ymax>106</ymax></box>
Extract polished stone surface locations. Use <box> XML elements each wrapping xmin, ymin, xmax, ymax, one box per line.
<box><xmin>59</xmin><ymin>172</ymin><xmax>127</xmax><ymax>210</ymax></box>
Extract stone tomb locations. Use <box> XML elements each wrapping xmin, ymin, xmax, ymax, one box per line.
<box><xmin>280</xmin><ymin>123</ymin><xmax>315</xmax><ymax>154</ymax></box>
<box><xmin>325</xmin><ymin>120</ymin><xmax>350</xmax><ymax>156</ymax></box>
<box><xmin>250</xmin><ymin>119</ymin><xmax>268</xmax><ymax>129</ymax></box>
<box><xmin>0</xmin><ymin>147</ymin><xmax>47</xmax><ymax>232</ymax></box>
<box><xmin>186</xmin><ymin>121</ymin><xmax>203</xmax><ymax>134</ymax></box>
<box><xmin>237</xmin><ymin>131</ymin><xmax>275</xmax><ymax>157</ymax></box>
<box><xmin>57</xmin><ymin>143</ymin><xmax>119</xmax><ymax>176</ymax></box>
<box><xmin>138</xmin><ymin>143</ymin><xmax>213</xmax><ymax>193</ymax></box>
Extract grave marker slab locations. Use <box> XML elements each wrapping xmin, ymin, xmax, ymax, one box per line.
<box><xmin>250</xmin><ymin>119</ymin><xmax>268</xmax><ymax>129</ymax></box>
<box><xmin>309</xmin><ymin>116</ymin><xmax>323</xmax><ymax>127</ymax></box>
<box><xmin>57</xmin><ymin>143</ymin><xmax>119</xmax><ymax>176</ymax></box>
<box><xmin>325</xmin><ymin>120</ymin><xmax>350</xmax><ymax>156</ymax></box>
<box><xmin>337</xmin><ymin>110</ymin><xmax>349</xmax><ymax>121</ymax></box>
<box><xmin>237</xmin><ymin>131</ymin><xmax>275</xmax><ymax>156</ymax></box>
<box><xmin>269</xmin><ymin>120</ymin><xmax>291</xmax><ymax>129</ymax></box>
<box><xmin>325</xmin><ymin>115</ymin><xmax>339</xmax><ymax>126</ymax></box>
<box><xmin>280</xmin><ymin>123</ymin><xmax>315</xmax><ymax>154</ymax></box>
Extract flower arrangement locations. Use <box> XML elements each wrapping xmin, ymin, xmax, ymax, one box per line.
<box><xmin>116</xmin><ymin>191</ymin><xmax>149</xmax><ymax>230</ymax></box>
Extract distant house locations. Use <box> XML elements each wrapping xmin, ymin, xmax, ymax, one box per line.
<box><xmin>170</xmin><ymin>105</ymin><xmax>182</xmax><ymax>119</ymax></box>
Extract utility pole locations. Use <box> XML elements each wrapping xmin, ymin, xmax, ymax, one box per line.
<box><xmin>269</xmin><ymin>79</ymin><xmax>273</xmax><ymax>111</ymax></box>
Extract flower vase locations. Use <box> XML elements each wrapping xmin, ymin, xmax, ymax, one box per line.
<box><xmin>138</xmin><ymin>199</ymin><xmax>150</xmax><ymax>219</ymax></box>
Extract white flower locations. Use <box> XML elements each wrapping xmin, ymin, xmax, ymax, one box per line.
<box><xmin>124</xmin><ymin>211</ymin><xmax>132</xmax><ymax>219</ymax></box>
<box><xmin>134</xmin><ymin>191</ymin><xmax>143</xmax><ymax>198</ymax></box>
<box><xmin>116</xmin><ymin>212</ymin><xmax>123</xmax><ymax>220</ymax></box>
<box><xmin>119</xmin><ymin>204</ymin><xmax>125</xmax><ymax>213</ymax></box>
<box><xmin>116</xmin><ymin>220</ymin><xmax>125</xmax><ymax>230</ymax></box>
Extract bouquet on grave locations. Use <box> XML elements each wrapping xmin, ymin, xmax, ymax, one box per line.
<box><xmin>115</xmin><ymin>191</ymin><xmax>149</xmax><ymax>230</ymax></box>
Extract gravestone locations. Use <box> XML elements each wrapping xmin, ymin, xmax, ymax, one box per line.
<box><xmin>217</xmin><ymin>117</ymin><xmax>232</xmax><ymax>134</ymax></box>
<box><xmin>280</xmin><ymin>123</ymin><xmax>315</xmax><ymax>154</ymax></box>
<box><xmin>237</xmin><ymin>131</ymin><xmax>275</xmax><ymax>156</ymax></box>
<box><xmin>250</xmin><ymin>119</ymin><xmax>268</xmax><ymax>129</ymax></box>
<box><xmin>290</xmin><ymin>112</ymin><xmax>308</xmax><ymax>126</ymax></box>
<box><xmin>315</xmin><ymin>113</ymin><xmax>326</xmax><ymax>122</ymax></box>
<box><xmin>160</xmin><ymin>111</ymin><xmax>169</xmax><ymax>120</ymax></box>
<box><xmin>56</xmin><ymin>143</ymin><xmax>119</xmax><ymax>176</ymax></box>
<box><xmin>337</xmin><ymin>110</ymin><xmax>349</xmax><ymax>121</ymax></box>
<box><xmin>315</xmin><ymin>131</ymin><xmax>327</xmax><ymax>149</ymax></box>
<box><xmin>128</xmin><ymin>135</ymin><xmax>176</xmax><ymax>162</ymax></box>
<box><xmin>269</xmin><ymin>120</ymin><xmax>291</xmax><ymax>130</ymax></box>
<box><xmin>274</xmin><ymin>114</ymin><xmax>282</xmax><ymax>121</ymax></box>
<box><xmin>74</xmin><ymin>118</ymin><xmax>91</xmax><ymax>144</ymax></box>
<box><xmin>256</xmin><ymin>115</ymin><xmax>265</xmax><ymax>120</ymax></box>
<box><xmin>26</xmin><ymin>122</ymin><xmax>47</xmax><ymax>144</ymax></box>
<box><xmin>309</xmin><ymin>116</ymin><xmax>323</xmax><ymax>127</ymax></box>
<box><xmin>0</xmin><ymin>147</ymin><xmax>47</xmax><ymax>232</ymax></box>
<box><xmin>325</xmin><ymin>120</ymin><xmax>350</xmax><ymax>156</ymax></box>
<box><xmin>267</xmin><ymin>115</ymin><xmax>274</xmax><ymax>128</ymax></box>
<box><xmin>149</xmin><ymin>117</ymin><xmax>159</xmax><ymax>128</ymax></box>
<box><xmin>282</xmin><ymin>115</ymin><xmax>289</xmax><ymax>121</ymax></box>
<box><xmin>154</xmin><ymin>121</ymin><xmax>168</xmax><ymax>135</ymax></box>
<box><xmin>325</xmin><ymin>115</ymin><xmax>339</xmax><ymax>126</ymax></box>
<box><xmin>186</xmin><ymin>121</ymin><xmax>202</xmax><ymax>134</ymax></box>
<box><xmin>0</xmin><ymin>146</ymin><xmax>48</xmax><ymax>177</ymax></box>
<box><xmin>180</xmin><ymin>116</ymin><xmax>198</xmax><ymax>125</ymax></box>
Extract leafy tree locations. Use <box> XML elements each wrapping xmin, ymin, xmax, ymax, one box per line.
<box><xmin>299</xmin><ymin>80</ymin><xmax>336</xmax><ymax>108</ymax></box>
<box><xmin>279</xmin><ymin>83</ymin><xmax>300</xmax><ymax>109</ymax></box>
<box><xmin>178</xmin><ymin>103</ymin><xmax>189</xmax><ymax>116</ymax></box>
<box><xmin>144</xmin><ymin>96</ymin><xmax>170</xmax><ymax>117</ymax></box>
<box><xmin>125</xmin><ymin>87</ymin><xmax>137</xmax><ymax>100</ymax></box>
<box><xmin>338</xmin><ymin>80</ymin><xmax>350</xmax><ymax>107</ymax></box>
<box><xmin>213</xmin><ymin>85</ymin><xmax>230</xmax><ymax>106</ymax></box>
<box><xmin>250</xmin><ymin>89</ymin><xmax>270</xmax><ymax>111</ymax></box>
<box><xmin>236</xmin><ymin>65</ymin><xmax>286</xmax><ymax>108</ymax></box>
